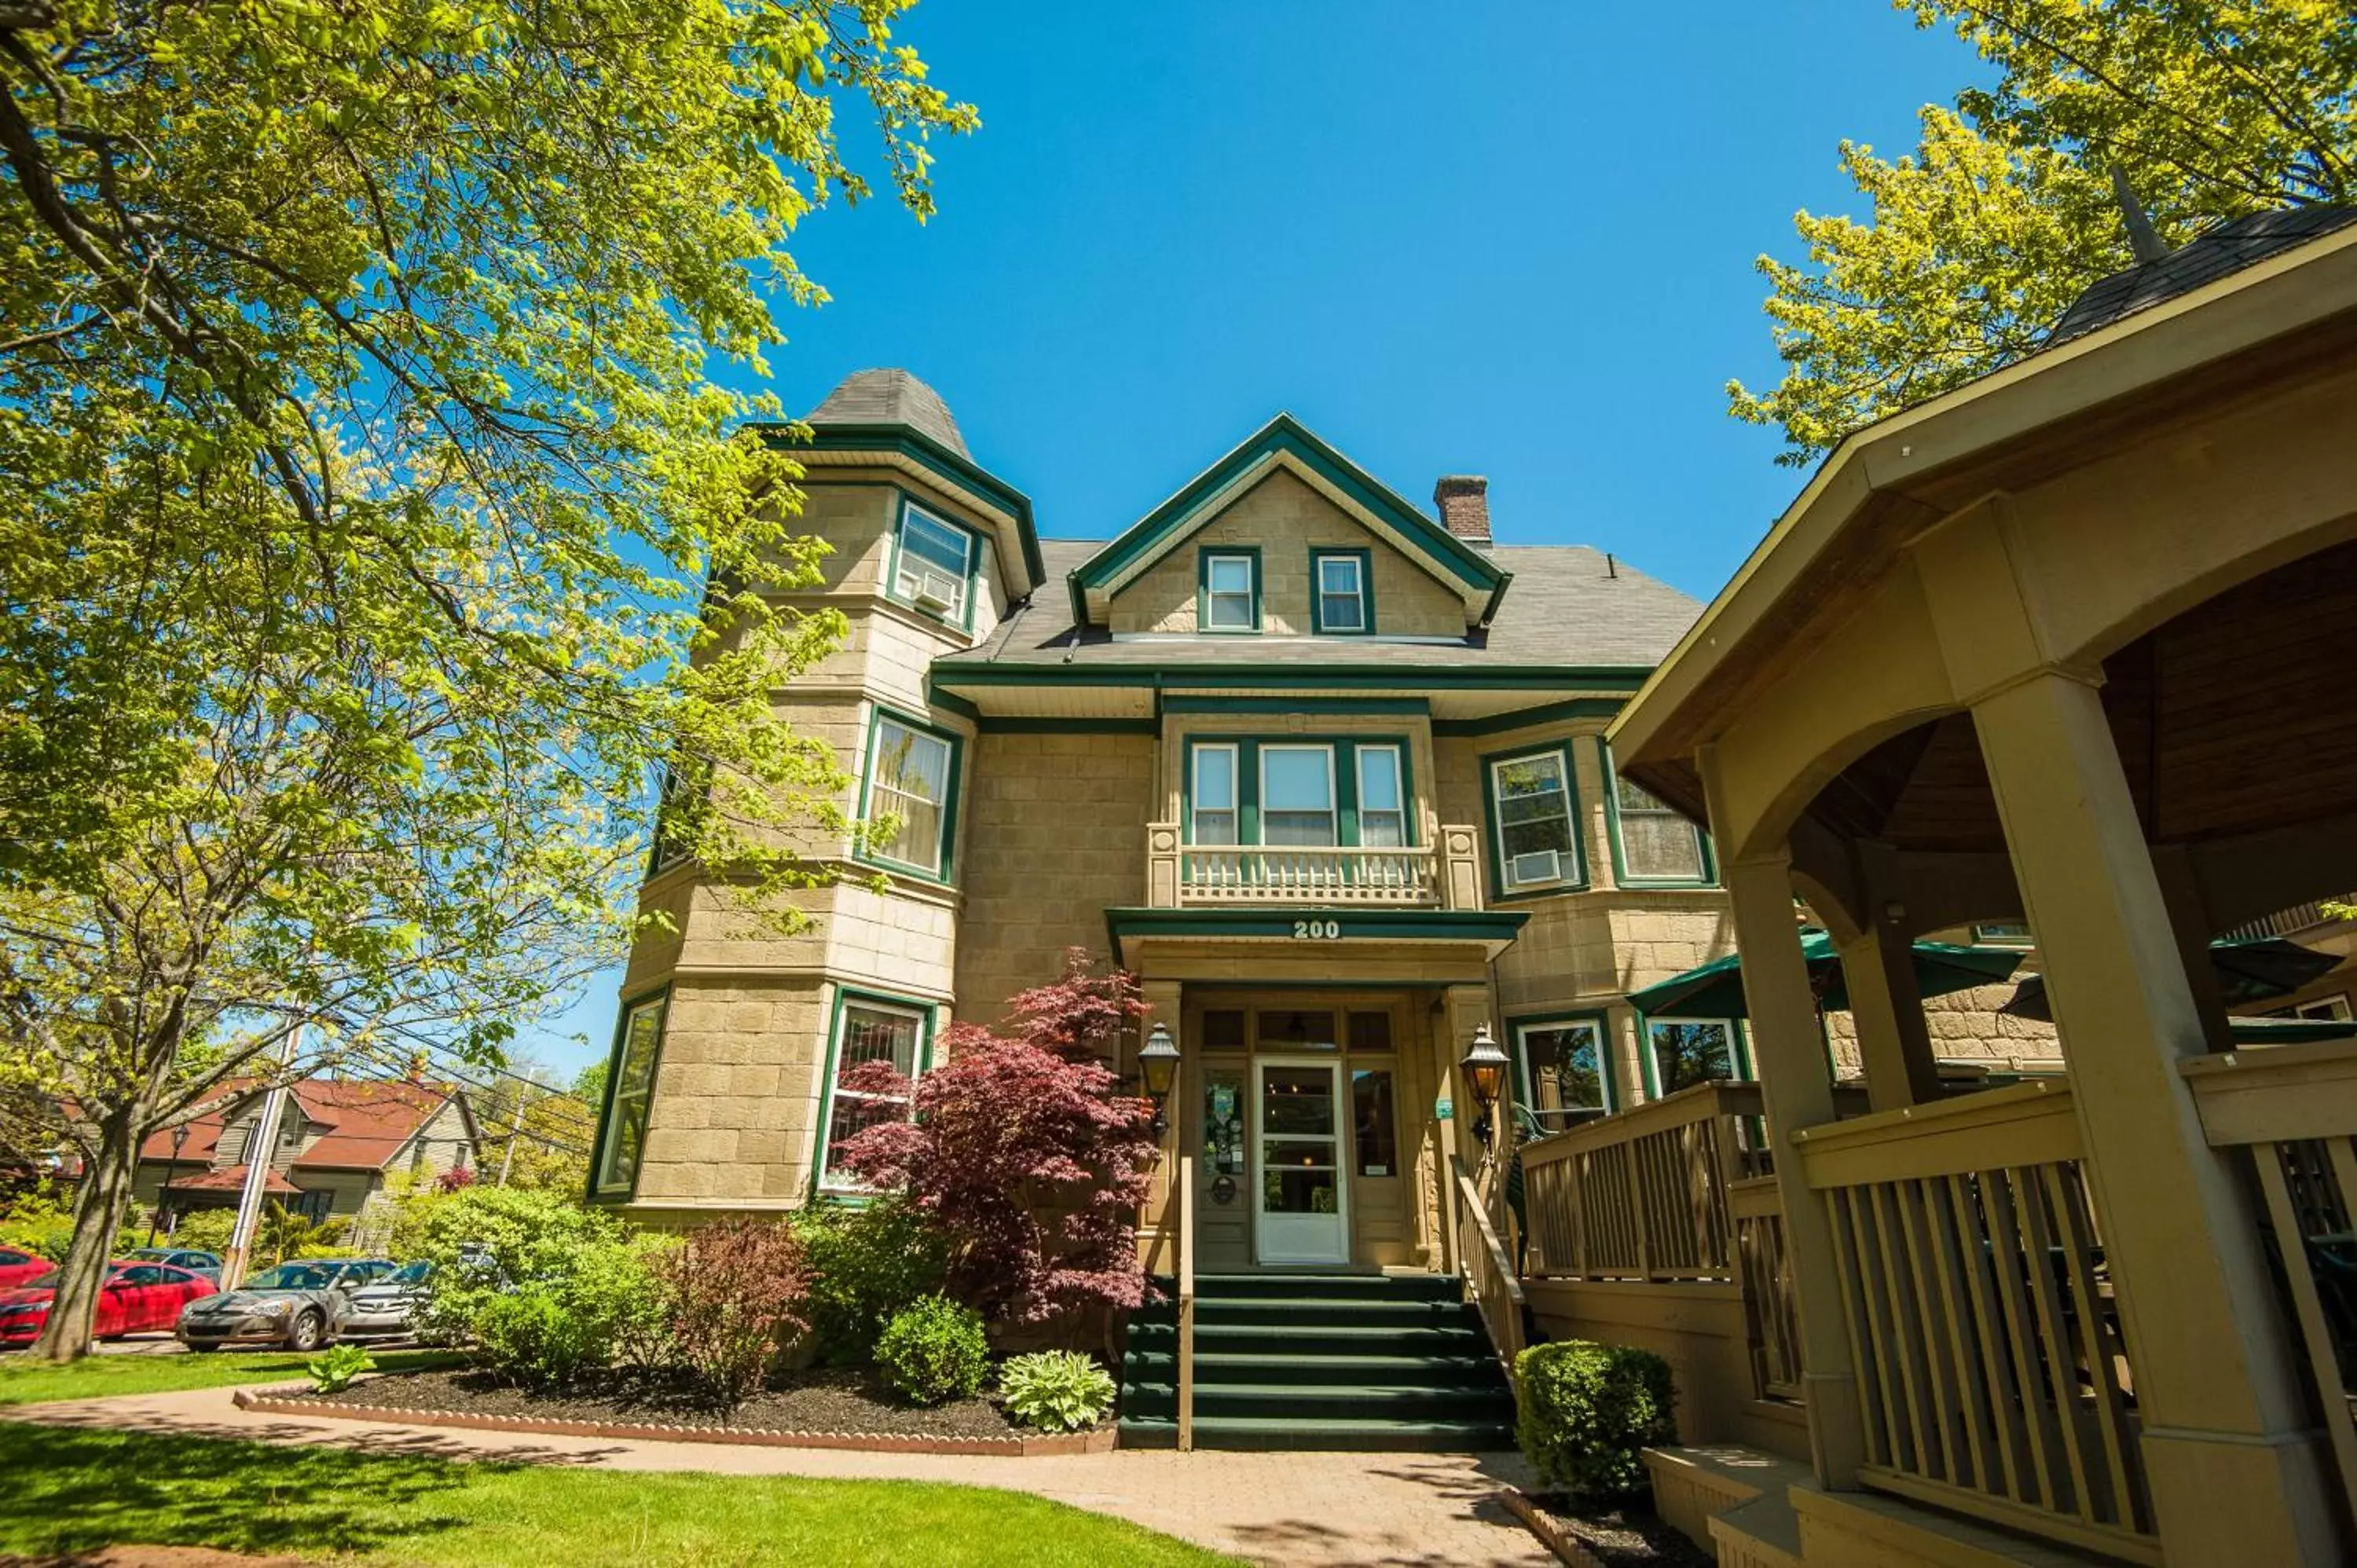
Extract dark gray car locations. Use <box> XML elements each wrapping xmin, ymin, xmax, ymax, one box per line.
<box><xmin>177</xmin><ymin>1258</ymin><xmax>396</xmax><ymax>1352</ymax></box>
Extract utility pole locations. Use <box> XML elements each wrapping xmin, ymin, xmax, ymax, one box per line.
<box><xmin>496</xmin><ymin>1087</ymin><xmax>527</xmax><ymax>1187</ymax></box>
<box><xmin>221</xmin><ymin>1020</ymin><xmax>303</xmax><ymax>1291</ymax></box>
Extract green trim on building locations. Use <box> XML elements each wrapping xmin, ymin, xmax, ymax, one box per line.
<box><xmin>1505</xmin><ymin>1008</ymin><xmax>1620</xmax><ymax>1118</ymax></box>
<box><xmin>1179</xmin><ymin>734</ymin><xmax>1415</xmax><ymax>848</ymax></box>
<box><xmin>1308</xmin><ymin>547</ymin><xmax>1376</xmax><ymax>636</ymax></box>
<box><xmin>753</xmin><ymin>421</ymin><xmax>1043</xmax><ymax>588</ymax></box>
<box><xmin>1430</xmin><ymin>697</ymin><xmax>1629</xmax><ymax>737</ymax></box>
<box><xmin>854</xmin><ymin>702</ymin><xmax>965</xmax><ymax>887</ymax></box>
<box><xmin>975</xmin><ymin>716</ymin><xmax>1160</xmax><ymax>736</ymax></box>
<box><xmin>1478</xmin><ymin>738</ymin><xmax>1591</xmax><ymax>903</ymax></box>
<box><xmin>928</xmin><ymin>686</ymin><xmax>983</xmax><ymax>723</ymax></box>
<box><xmin>811</xmin><ymin>984</ymin><xmax>940</xmax><ymax>1200</ymax></box>
<box><xmin>1195</xmin><ymin>545</ymin><xmax>1264</xmax><ymax>635</ymax></box>
<box><xmin>1633</xmin><ymin>1013</ymin><xmax>1753</xmax><ymax>1100</ymax></box>
<box><xmin>930</xmin><ymin>662</ymin><xmax>1657</xmax><ymax>691</ymax></box>
<box><xmin>883</xmin><ymin>493</ymin><xmax>983</xmax><ymax>636</ymax></box>
<box><xmin>1103</xmin><ymin>905</ymin><xmax>1530</xmax><ymax>952</ymax></box>
<box><xmin>1595</xmin><ymin>737</ymin><xmax>1718</xmax><ymax>888</ymax></box>
<box><xmin>587</xmin><ymin>982</ymin><xmax>673</xmax><ymax>1207</ymax></box>
<box><xmin>1161</xmin><ymin>695</ymin><xmax>1429</xmax><ymax>717</ymax></box>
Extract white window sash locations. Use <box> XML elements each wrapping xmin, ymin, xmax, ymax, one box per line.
<box><xmin>895</xmin><ymin>506</ymin><xmax>973</xmax><ymax>614</ymax></box>
<box><xmin>1191</xmin><ymin>743</ymin><xmax>1240</xmax><ymax>844</ymax></box>
<box><xmin>1204</xmin><ymin>555</ymin><xmax>1255</xmax><ymax>628</ymax></box>
<box><xmin>820</xmin><ymin>1002</ymin><xmax>926</xmax><ymax>1189</ymax></box>
<box><xmin>1356</xmin><ymin>746</ymin><xmax>1406</xmax><ymax>846</ymax></box>
<box><xmin>871</xmin><ymin>718</ymin><xmax>953</xmax><ymax>874</ymax></box>
<box><xmin>1318</xmin><ymin>555</ymin><xmax>1366</xmax><ymax>630</ymax></box>
<box><xmin>1490</xmin><ymin>752</ymin><xmax>1574</xmax><ymax>887</ymax></box>
<box><xmin>1261</xmin><ymin>744</ymin><xmax>1336</xmax><ymax>845</ymax></box>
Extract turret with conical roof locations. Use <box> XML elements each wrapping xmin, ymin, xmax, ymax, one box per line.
<box><xmin>807</xmin><ymin>368</ymin><xmax>970</xmax><ymax>459</ymax></box>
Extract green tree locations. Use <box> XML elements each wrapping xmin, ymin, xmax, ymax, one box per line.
<box><xmin>472</xmin><ymin>1059</ymin><xmax>601</xmax><ymax>1193</ymax></box>
<box><xmin>1731</xmin><ymin>0</ymin><xmax>2355</xmax><ymax>466</ymax></box>
<box><xmin>0</xmin><ymin>0</ymin><xmax>975</xmax><ymax>1359</ymax></box>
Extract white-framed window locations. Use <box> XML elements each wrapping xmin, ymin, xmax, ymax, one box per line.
<box><xmin>867</xmin><ymin>713</ymin><xmax>956</xmax><ymax>877</ymax></box>
<box><xmin>1514</xmin><ymin>1018</ymin><xmax>1611</xmax><ymax>1131</ymax></box>
<box><xmin>1648</xmin><ymin>1018</ymin><xmax>1739</xmax><ymax>1096</ymax></box>
<box><xmin>1356</xmin><ymin>746</ymin><xmax>1406</xmax><ymax>848</ymax></box>
<box><xmin>818</xmin><ymin>995</ymin><xmax>927</xmax><ymax>1191</ymax></box>
<box><xmin>1490</xmin><ymin>749</ymin><xmax>1578</xmax><ymax>890</ymax></box>
<box><xmin>1262</xmin><ymin>745</ymin><xmax>1336</xmax><ymax>846</ymax></box>
<box><xmin>893</xmin><ymin>504</ymin><xmax>975</xmax><ymax>620</ymax></box>
<box><xmin>1202</xmin><ymin>551</ymin><xmax>1258</xmax><ymax>632</ymax></box>
<box><xmin>2297</xmin><ymin>994</ymin><xmax>2354</xmax><ymax>1022</ymax></box>
<box><xmin>1972</xmin><ymin>921</ymin><xmax>2034</xmax><ymax>947</ymax></box>
<box><xmin>1314</xmin><ymin>552</ymin><xmax>1368</xmax><ymax>632</ymax></box>
<box><xmin>1608</xmin><ymin>755</ymin><xmax>1709</xmax><ymax>884</ymax></box>
<box><xmin>595</xmin><ymin>994</ymin><xmax>668</xmax><ymax>1196</ymax></box>
<box><xmin>1191</xmin><ymin>743</ymin><xmax>1240</xmax><ymax>844</ymax></box>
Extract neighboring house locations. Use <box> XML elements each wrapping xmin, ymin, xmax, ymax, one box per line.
<box><xmin>592</xmin><ymin>366</ymin><xmax>1739</xmax><ymax>1277</ymax></box>
<box><xmin>136</xmin><ymin>1077</ymin><xmax>479</xmax><ymax>1226</ymax></box>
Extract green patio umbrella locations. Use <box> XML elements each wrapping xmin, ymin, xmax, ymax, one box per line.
<box><xmin>2000</xmin><ymin>935</ymin><xmax>2340</xmax><ymax>1021</ymax></box>
<box><xmin>1626</xmin><ymin>929</ymin><xmax>2025</xmax><ymax>1020</ymax></box>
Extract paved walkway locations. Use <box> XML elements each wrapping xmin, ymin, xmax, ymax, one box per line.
<box><xmin>8</xmin><ymin>1387</ymin><xmax>1552</xmax><ymax>1568</ymax></box>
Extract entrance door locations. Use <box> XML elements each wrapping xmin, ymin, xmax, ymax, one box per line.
<box><xmin>1254</xmin><ymin>1057</ymin><xmax>1349</xmax><ymax>1264</ymax></box>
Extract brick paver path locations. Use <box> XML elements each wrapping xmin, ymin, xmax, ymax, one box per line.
<box><xmin>8</xmin><ymin>1387</ymin><xmax>1553</xmax><ymax>1567</ymax></box>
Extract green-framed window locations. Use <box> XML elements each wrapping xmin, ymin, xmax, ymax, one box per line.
<box><xmin>1971</xmin><ymin>921</ymin><xmax>2034</xmax><ymax>947</ymax></box>
<box><xmin>1197</xmin><ymin>547</ymin><xmax>1263</xmax><ymax>633</ymax></box>
<box><xmin>888</xmin><ymin>498</ymin><xmax>981</xmax><ymax>630</ymax></box>
<box><xmin>857</xmin><ymin>706</ymin><xmax>962</xmax><ymax>881</ymax></box>
<box><xmin>1180</xmin><ymin>735</ymin><xmax>1415</xmax><ymax>847</ymax></box>
<box><xmin>1482</xmin><ymin>741</ymin><xmax>1587</xmax><ymax>896</ymax></box>
<box><xmin>1310</xmin><ymin>548</ymin><xmax>1374</xmax><ymax>635</ymax></box>
<box><xmin>1511</xmin><ymin>1013</ymin><xmax>1615</xmax><ymax>1133</ymax></box>
<box><xmin>1599</xmin><ymin>741</ymin><xmax>1714</xmax><ymax>887</ymax></box>
<box><xmin>1640</xmin><ymin>1016</ymin><xmax>1751</xmax><ymax>1097</ymax></box>
<box><xmin>814</xmin><ymin>987</ymin><xmax>936</xmax><ymax>1194</ymax></box>
<box><xmin>592</xmin><ymin>988</ymin><xmax>670</xmax><ymax>1200</ymax></box>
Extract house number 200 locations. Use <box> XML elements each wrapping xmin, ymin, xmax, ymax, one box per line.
<box><xmin>1291</xmin><ymin>919</ymin><xmax>1342</xmax><ymax>940</ymax></box>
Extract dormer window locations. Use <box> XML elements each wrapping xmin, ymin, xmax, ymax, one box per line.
<box><xmin>1311</xmin><ymin>549</ymin><xmax>1373</xmax><ymax>634</ymax></box>
<box><xmin>892</xmin><ymin>501</ymin><xmax>977</xmax><ymax>625</ymax></box>
<box><xmin>1199</xmin><ymin>549</ymin><xmax>1261</xmax><ymax>633</ymax></box>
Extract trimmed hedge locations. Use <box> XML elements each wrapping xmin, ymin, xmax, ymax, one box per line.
<box><xmin>1512</xmin><ymin>1339</ymin><xmax>1676</xmax><ymax>1500</ymax></box>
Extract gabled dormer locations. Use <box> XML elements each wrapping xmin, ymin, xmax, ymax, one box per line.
<box><xmin>1065</xmin><ymin>416</ymin><xmax>1511</xmax><ymax>639</ymax></box>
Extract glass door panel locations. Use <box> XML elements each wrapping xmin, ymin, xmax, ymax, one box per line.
<box><xmin>1254</xmin><ymin>1060</ymin><xmax>1348</xmax><ymax>1263</ymax></box>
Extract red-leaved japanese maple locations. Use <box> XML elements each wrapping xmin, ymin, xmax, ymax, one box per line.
<box><xmin>1000</xmin><ymin>947</ymin><xmax>1149</xmax><ymax>1063</ymax></box>
<box><xmin>833</xmin><ymin>953</ymin><xmax>1158</xmax><ymax>1327</ymax></box>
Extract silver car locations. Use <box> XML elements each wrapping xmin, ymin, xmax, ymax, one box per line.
<box><xmin>332</xmin><ymin>1259</ymin><xmax>435</xmax><ymax>1341</ymax></box>
<box><xmin>177</xmin><ymin>1258</ymin><xmax>396</xmax><ymax>1352</ymax></box>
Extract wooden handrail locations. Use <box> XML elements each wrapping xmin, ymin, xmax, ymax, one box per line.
<box><xmin>1176</xmin><ymin>1148</ymin><xmax>1195</xmax><ymax>1452</ymax></box>
<box><xmin>1519</xmin><ymin>1079</ymin><xmax>1767</xmax><ymax>1167</ymax></box>
<box><xmin>1453</xmin><ymin>1154</ymin><xmax>1526</xmax><ymax>1376</ymax></box>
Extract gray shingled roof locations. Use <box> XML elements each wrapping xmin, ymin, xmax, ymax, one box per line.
<box><xmin>808</xmin><ymin>368</ymin><xmax>970</xmax><ymax>457</ymax></box>
<box><xmin>941</xmin><ymin>541</ymin><xmax>1702</xmax><ymax>672</ymax></box>
<box><xmin>2045</xmin><ymin>205</ymin><xmax>2357</xmax><ymax>350</ymax></box>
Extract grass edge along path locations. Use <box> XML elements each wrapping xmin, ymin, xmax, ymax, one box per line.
<box><xmin>0</xmin><ymin>1347</ymin><xmax>464</xmax><ymax>1408</ymax></box>
<box><xmin>0</xmin><ymin>1421</ymin><xmax>1241</xmax><ymax>1568</ymax></box>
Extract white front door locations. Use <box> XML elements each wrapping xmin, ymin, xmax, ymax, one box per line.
<box><xmin>1253</xmin><ymin>1057</ymin><xmax>1349</xmax><ymax>1264</ymax></box>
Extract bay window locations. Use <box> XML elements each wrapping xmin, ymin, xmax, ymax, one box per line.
<box><xmin>818</xmin><ymin>994</ymin><xmax>929</xmax><ymax>1192</ymax></box>
<box><xmin>594</xmin><ymin>991</ymin><xmax>669</xmax><ymax>1198</ymax></box>
<box><xmin>1488</xmin><ymin>745</ymin><xmax>1581</xmax><ymax>892</ymax></box>
<box><xmin>863</xmin><ymin>710</ymin><xmax>959</xmax><ymax>878</ymax></box>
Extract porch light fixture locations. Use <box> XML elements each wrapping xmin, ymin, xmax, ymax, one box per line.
<box><xmin>1460</xmin><ymin>1023</ymin><xmax>1512</xmax><ymax>1143</ymax></box>
<box><xmin>1138</xmin><ymin>1021</ymin><xmax>1181</xmax><ymax>1137</ymax></box>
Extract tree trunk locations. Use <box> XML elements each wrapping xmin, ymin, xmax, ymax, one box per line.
<box><xmin>31</xmin><ymin>1108</ymin><xmax>141</xmax><ymax>1363</ymax></box>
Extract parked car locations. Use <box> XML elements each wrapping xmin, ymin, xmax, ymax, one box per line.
<box><xmin>178</xmin><ymin>1258</ymin><xmax>397</xmax><ymax>1353</ymax></box>
<box><xmin>126</xmin><ymin>1247</ymin><xmax>222</xmax><ymax>1283</ymax></box>
<box><xmin>0</xmin><ymin>1260</ymin><xmax>218</xmax><ymax>1348</ymax></box>
<box><xmin>332</xmin><ymin>1259</ymin><xmax>436</xmax><ymax>1341</ymax></box>
<box><xmin>0</xmin><ymin>1247</ymin><xmax>49</xmax><ymax>1291</ymax></box>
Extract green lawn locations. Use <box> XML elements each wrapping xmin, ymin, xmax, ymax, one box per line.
<box><xmin>0</xmin><ymin>1423</ymin><xmax>1235</xmax><ymax>1567</ymax></box>
<box><xmin>0</xmin><ymin>1346</ymin><xmax>463</xmax><ymax>1407</ymax></box>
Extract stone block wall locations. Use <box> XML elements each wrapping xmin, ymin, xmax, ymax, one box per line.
<box><xmin>632</xmin><ymin>975</ymin><xmax>833</xmax><ymax>1207</ymax></box>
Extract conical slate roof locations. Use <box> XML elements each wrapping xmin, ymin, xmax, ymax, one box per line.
<box><xmin>806</xmin><ymin>368</ymin><xmax>969</xmax><ymax>458</ymax></box>
<box><xmin>2045</xmin><ymin>204</ymin><xmax>2357</xmax><ymax>350</ymax></box>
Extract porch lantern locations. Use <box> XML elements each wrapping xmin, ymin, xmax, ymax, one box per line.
<box><xmin>1459</xmin><ymin>1023</ymin><xmax>1511</xmax><ymax>1143</ymax></box>
<box><xmin>1138</xmin><ymin>1021</ymin><xmax>1181</xmax><ymax>1137</ymax></box>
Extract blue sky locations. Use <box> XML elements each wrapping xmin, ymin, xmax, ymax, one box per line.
<box><xmin>521</xmin><ymin>2</ymin><xmax>1989</xmax><ymax>1075</ymax></box>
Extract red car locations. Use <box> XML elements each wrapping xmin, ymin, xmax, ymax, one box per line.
<box><xmin>0</xmin><ymin>1259</ymin><xmax>217</xmax><ymax>1347</ymax></box>
<box><xmin>0</xmin><ymin>1247</ymin><xmax>47</xmax><ymax>1291</ymax></box>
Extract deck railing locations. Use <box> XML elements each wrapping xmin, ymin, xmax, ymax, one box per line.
<box><xmin>1732</xmin><ymin>1174</ymin><xmax>1803</xmax><ymax>1401</ymax></box>
<box><xmin>1521</xmin><ymin>1080</ymin><xmax>1772</xmax><ymax>1283</ymax></box>
<box><xmin>1144</xmin><ymin>823</ymin><xmax>1486</xmax><ymax>910</ymax></box>
<box><xmin>2183</xmin><ymin>1038</ymin><xmax>2357</xmax><ymax>1533</ymax></box>
<box><xmin>1793</xmin><ymin>1079</ymin><xmax>2157</xmax><ymax>1564</ymax></box>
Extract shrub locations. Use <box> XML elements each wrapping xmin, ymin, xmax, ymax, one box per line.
<box><xmin>1512</xmin><ymin>1340</ymin><xmax>1677</xmax><ymax>1501</ymax></box>
<box><xmin>875</xmin><ymin>1295</ymin><xmax>989</xmax><ymax>1405</ymax></box>
<box><xmin>164</xmin><ymin>1207</ymin><xmax>236</xmax><ymax>1254</ymax></box>
<box><xmin>658</xmin><ymin>1218</ymin><xmax>813</xmax><ymax>1408</ymax></box>
<box><xmin>793</xmin><ymin>1198</ymin><xmax>945</xmax><ymax>1364</ymax></box>
<box><xmin>1</xmin><ymin>1184</ymin><xmax>142</xmax><ymax>1262</ymax></box>
<box><xmin>306</xmin><ymin>1343</ymin><xmax>376</xmax><ymax>1394</ymax></box>
<box><xmin>999</xmin><ymin>1350</ymin><xmax>1115</xmax><ymax>1432</ymax></box>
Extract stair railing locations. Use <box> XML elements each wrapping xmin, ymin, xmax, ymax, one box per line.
<box><xmin>1452</xmin><ymin>1152</ymin><xmax>1527</xmax><ymax>1379</ymax></box>
<box><xmin>1176</xmin><ymin>1147</ymin><xmax>1196</xmax><ymax>1451</ymax></box>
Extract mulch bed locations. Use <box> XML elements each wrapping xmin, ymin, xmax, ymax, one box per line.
<box><xmin>239</xmin><ymin>1365</ymin><xmax>1116</xmax><ymax>1456</ymax></box>
<box><xmin>1498</xmin><ymin>1490</ymin><xmax>1712</xmax><ymax>1568</ymax></box>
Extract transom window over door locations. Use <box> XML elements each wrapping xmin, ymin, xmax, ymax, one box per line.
<box><xmin>1313</xmin><ymin>551</ymin><xmax>1369</xmax><ymax>633</ymax></box>
<box><xmin>1191</xmin><ymin>744</ymin><xmax>1239</xmax><ymax>844</ymax></box>
<box><xmin>1202</xmin><ymin>551</ymin><xmax>1259</xmax><ymax>632</ymax></box>
<box><xmin>894</xmin><ymin>504</ymin><xmax>975</xmax><ymax>620</ymax></box>
<box><xmin>819</xmin><ymin>997</ymin><xmax>926</xmax><ymax>1191</ymax></box>
<box><xmin>1261</xmin><ymin>746</ymin><xmax>1336</xmax><ymax>845</ymax></box>
<box><xmin>1356</xmin><ymin>746</ymin><xmax>1406</xmax><ymax>847</ymax></box>
<box><xmin>1490</xmin><ymin>748</ymin><xmax>1578</xmax><ymax>891</ymax></box>
<box><xmin>867</xmin><ymin>714</ymin><xmax>955</xmax><ymax>877</ymax></box>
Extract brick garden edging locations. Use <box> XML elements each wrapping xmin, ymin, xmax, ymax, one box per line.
<box><xmin>1497</xmin><ymin>1489</ymin><xmax>1614</xmax><ymax>1568</ymax></box>
<box><xmin>229</xmin><ymin>1385</ymin><xmax>1119</xmax><ymax>1457</ymax></box>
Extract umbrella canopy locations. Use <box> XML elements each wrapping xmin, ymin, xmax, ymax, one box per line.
<box><xmin>2001</xmin><ymin>936</ymin><xmax>2340</xmax><ymax>1021</ymax></box>
<box><xmin>1627</xmin><ymin>929</ymin><xmax>2025</xmax><ymax>1020</ymax></box>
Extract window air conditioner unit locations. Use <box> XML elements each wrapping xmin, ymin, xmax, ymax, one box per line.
<box><xmin>1510</xmin><ymin>849</ymin><xmax>1562</xmax><ymax>886</ymax></box>
<box><xmin>914</xmin><ymin>570</ymin><xmax>961</xmax><ymax>611</ymax></box>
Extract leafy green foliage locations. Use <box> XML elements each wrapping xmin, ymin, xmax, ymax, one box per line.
<box><xmin>793</xmin><ymin>1198</ymin><xmax>947</xmax><ymax>1364</ymax></box>
<box><xmin>0</xmin><ymin>1185</ymin><xmax>137</xmax><ymax>1262</ymax></box>
<box><xmin>874</xmin><ymin>1295</ymin><xmax>990</xmax><ymax>1406</ymax></box>
<box><xmin>1731</xmin><ymin>1</ymin><xmax>2357</xmax><ymax>464</ymax></box>
<box><xmin>1512</xmin><ymin>1341</ymin><xmax>1677</xmax><ymax>1501</ymax></box>
<box><xmin>656</xmin><ymin>1218</ymin><xmax>814</xmax><ymax>1408</ymax></box>
<box><xmin>997</xmin><ymin>1351</ymin><xmax>1116</xmax><ymax>1433</ymax></box>
<box><xmin>306</xmin><ymin>1344</ymin><xmax>377</xmax><ymax>1395</ymax></box>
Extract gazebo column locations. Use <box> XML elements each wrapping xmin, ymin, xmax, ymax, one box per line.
<box><xmin>1971</xmin><ymin>669</ymin><xmax>2342</xmax><ymax>1564</ymax></box>
<box><xmin>1839</xmin><ymin>841</ymin><xmax>1943</xmax><ymax>1112</ymax></box>
<box><xmin>1704</xmin><ymin>747</ymin><xmax>1866</xmax><ymax>1489</ymax></box>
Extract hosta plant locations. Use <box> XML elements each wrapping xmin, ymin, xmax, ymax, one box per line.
<box><xmin>306</xmin><ymin>1344</ymin><xmax>376</xmax><ymax>1395</ymax></box>
<box><xmin>999</xmin><ymin>1350</ymin><xmax>1116</xmax><ymax>1433</ymax></box>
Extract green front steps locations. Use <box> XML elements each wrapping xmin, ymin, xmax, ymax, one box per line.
<box><xmin>1119</xmin><ymin>1273</ymin><xmax>1517</xmax><ymax>1451</ymax></box>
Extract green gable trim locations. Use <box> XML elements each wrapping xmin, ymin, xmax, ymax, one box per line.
<box><xmin>1431</xmin><ymin>697</ymin><xmax>1630</xmax><ymax>737</ymax></box>
<box><xmin>1308</xmin><ymin>547</ymin><xmax>1376</xmax><ymax>636</ymax></box>
<box><xmin>754</xmin><ymin>421</ymin><xmax>1043</xmax><ymax>588</ymax></box>
<box><xmin>1195</xmin><ymin>544</ymin><xmax>1263</xmax><ymax>634</ymax></box>
<box><xmin>928</xmin><ymin>686</ymin><xmax>982</xmax><ymax>723</ymax></box>
<box><xmin>1162</xmin><ymin>695</ymin><xmax>1428</xmax><ymax>716</ymax></box>
<box><xmin>1067</xmin><ymin>415</ymin><xmax>1507</xmax><ymax>623</ymax></box>
<box><xmin>586</xmin><ymin>981</ymin><xmax>672</xmax><ymax>1207</ymax></box>
<box><xmin>1104</xmin><ymin>905</ymin><xmax>1530</xmax><ymax>952</ymax></box>
<box><xmin>931</xmin><ymin>662</ymin><xmax>1656</xmax><ymax>692</ymax></box>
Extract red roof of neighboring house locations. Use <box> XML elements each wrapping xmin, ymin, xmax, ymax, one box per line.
<box><xmin>139</xmin><ymin>1078</ymin><xmax>464</xmax><ymax>1174</ymax></box>
<box><xmin>163</xmin><ymin>1164</ymin><xmax>301</xmax><ymax>1196</ymax></box>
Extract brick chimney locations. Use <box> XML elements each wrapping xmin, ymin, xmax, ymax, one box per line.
<box><xmin>1433</xmin><ymin>475</ymin><xmax>1490</xmax><ymax>544</ymax></box>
